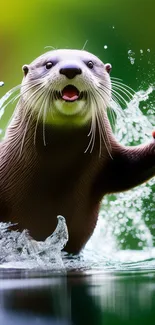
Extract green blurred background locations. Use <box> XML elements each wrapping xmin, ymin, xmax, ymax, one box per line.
<box><xmin>0</xmin><ymin>0</ymin><xmax>155</xmax><ymax>124</ymax></box>
<box><xmin>0</xmin><ymin>0</ymin><xmax>155</xmax><ymax>249</ymax></box>
<box><xmin>0</xmin><ymin>0</ymin><xmax>155</xmax><ymax>89</ymax></box>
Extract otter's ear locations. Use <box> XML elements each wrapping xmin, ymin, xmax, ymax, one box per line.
<box><xmin>22</xmin><ymin>64</ymin><xmax>29</xmax><ymax>76</ymax></box>
<box><xmin>105</xmin><ymin>63</ymin><xmax>112</xmax><ymax>74</ymax></box>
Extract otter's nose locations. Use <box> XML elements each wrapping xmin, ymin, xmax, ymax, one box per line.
<box><xmin>60</xmin><ymin>64</ymin><xmax>82</xmax><ymax>79</ymax></box>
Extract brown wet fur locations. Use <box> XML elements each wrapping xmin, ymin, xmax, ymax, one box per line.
<box><xmin>0</xmin><ymin>50</ymin><xmax>155</xmax><ymax>253</ymax></box>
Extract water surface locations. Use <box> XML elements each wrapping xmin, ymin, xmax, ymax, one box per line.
<box><xmin>0</xmin><ymin>268</ymin><xmax>155</xmax><ymax>325</ymax></box>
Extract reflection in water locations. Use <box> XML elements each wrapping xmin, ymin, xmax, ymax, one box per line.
<box><xmin>0</xmin><ymin>271</ymin><xmax>155</xmax><ymax>325</ymax></box>
<box><xmin>0</xmin><ymin>275</ymin><xmax>71</xmax><ymax>324</ymax></box>
<box><xmin>88</xmin><ymin>273</ymin><xmax>155</xmax><ymax>321</ymax></box>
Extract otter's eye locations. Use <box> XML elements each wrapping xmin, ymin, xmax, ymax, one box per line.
<box><xmin>46</xmin><ymin>62</ymin><xmax>53</xmax><ymax>69</ymax></box>
<box><xmin>87</xmin><ymin>61</ymin><xmax>94</xmax><ymax>69</ymax></box>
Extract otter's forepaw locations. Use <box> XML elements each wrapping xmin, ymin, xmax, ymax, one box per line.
<box><xmin>152</xmin><ymin>130</ymin><xmax>155</xmax><ymax>140</ymax></box>
<box><xmin>152</xmin><ymin>130</ymin><xmax>155</xmax><ymax>142</ymax></box>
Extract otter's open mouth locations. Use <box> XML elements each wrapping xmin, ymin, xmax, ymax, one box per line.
<box><xmin>56</xmin><ymin>85</ymin><xmax>86</xmax><ymax>102</ymax></box>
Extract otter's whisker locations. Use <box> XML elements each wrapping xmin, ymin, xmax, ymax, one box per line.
<box><xmin>81</xmin><ymin>40</ymin><xmax>88</xmax><ymax>50</ymax></box>
<box><xmin>42</xmin><ymin>98</ymin><xmax>47</xmax><ymax>147</ymax></box>
<box><xmin>108</xmin><ymin>105</ymin><xmax>117</xmax><ymax>126</ymax></box>
<box><xmin>98</xmin><ymin>81</ymin><xmax>128</xmax><ymax>107</ymax></box>
<box><xmin>112</xmin><ymin>84</ymin><xmax>133</xmax><ymax>101</ymax></box>
<box><xmin>33</xmin><ymin>84</ymin><xmax>55</xmax><ymax>147</ymax></box>
<box><xmin>0</xmin><ymin>86</ymin><xmax>21</xmax><ymax>117</ymax></box>
<box><xmin>97</xmin><ymin>87</ymin><xmax>117</xmax><ymax>125</ymax></box>
<box><xmin>111</xmin><ymin>76</ymin><xmax>122</xmax><ymax>81</ymax></box>
<box><xmin>95</xmin><ymin>74</ymin><xmax>130</xmax><ymax>108</ymax></box>
<box><xmin>111</xmin><ymin>79</ymin><xmax>136</xmax><ymax>94</ymax></box>
<box><xmin>21</xmin><ymin>80</ymin><xmax>43</xmax><ymax>90</ymax></box>
<box><xmin>33</xmin><ymin>89</ymin><xmax>49</xmax><ymax>147</ymax></box>
<box><xmin>93</xmin><ymin>81</ymin><xmax>124</xmax><ymax>130</ymax></box>
<box><xmin>90</xmin><ymin>89</ymin><xmax>104</xmax><ymax>156</ymax></box>
<box><xmin>19</xmin><ymin>86</ymin><xmax>45</xmax><ymax>155</ymax></box>
<box><xmin>91</xmin><ymin>88</ymin><xmax>112</xmax><ymax>158</ymax></box>
<box><xmin>42</xmin><ymin>87</ymin><xmax>53</xmax><ymax>146</ymax></box>
<box><xmin>84</xmin><ymin>93</ymin><xmax>96</xmax><ymax>154</ymax></box>
<box><xmin>44</xmin><ymin>45</ymin><xmax>56</xmax><ymax>50</ymax></box>
<box><xmin>4</xmin><ymin>81</ymin><xmax>45</xmax><ymax>117</ymax></box>
<box><xmin>106</xmin><ymin>84</ymin><xmax>128</xmax><ymax>106</ymax></box>
<box><xmin>19</xmin><ymin>85</ymin><xmax>45</xmax><ymax>129</ymax></box>
<box><xmin>19</xmin><ymin>109</ymin><xmax>34</xmax><ymax>157</ymax></box>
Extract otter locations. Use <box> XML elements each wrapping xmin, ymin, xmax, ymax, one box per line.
<box><xmin>0</xmin><ymin>49</ymin><xmax>154</xmax><ymax>253</ymax></box>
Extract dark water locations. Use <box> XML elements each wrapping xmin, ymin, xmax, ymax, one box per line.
<box><xmin>0</xmin><ymin>269</ymin><xmax>155</xmax><ymax>325</ymax></box>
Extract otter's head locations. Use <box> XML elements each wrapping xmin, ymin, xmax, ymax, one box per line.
<box><xmin>21</xmin><ymin>49</ymin><xmax>112</xmax><ymax>127</ymax></box>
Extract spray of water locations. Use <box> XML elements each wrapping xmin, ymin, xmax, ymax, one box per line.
<box><xmin>85</xmin><ymin>86</ymin><xmax>155</xmax><ymax>269</ymax></box>
<box><xmin>0</xmin><ymin>216</ymin><xmax>68</xmax><ymax>270</ymax></box>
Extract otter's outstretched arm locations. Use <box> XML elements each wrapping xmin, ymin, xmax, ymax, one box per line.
<box><xmin>102</xmin><ymin>136</ymin><xmax>155</xmax><ymax>194</ymax></box>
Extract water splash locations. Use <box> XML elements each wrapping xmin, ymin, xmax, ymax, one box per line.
<box><xmin>0</xmin><ymin>216</ymin><xmax>68</xmax><ymax>270</ymax></box>
<box><xmin>128</xmin><ymin>50</ymin><xmax>135</xmax><ymax>65</ymax></box>
<box><xmin>85</xmin><ymin>86</ymin><xmax>155</xmax><ymax>262</ymax></box>
<box><xmin>0</xmin><ymin>85</ymin><xmax>20</xmax><ymax>121</ymax></box>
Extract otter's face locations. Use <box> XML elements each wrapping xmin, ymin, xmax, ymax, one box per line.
<box><xmin>21</xmin><ymin>49</ymin><xmax>112</xmax><ymax>126</ymax></box>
